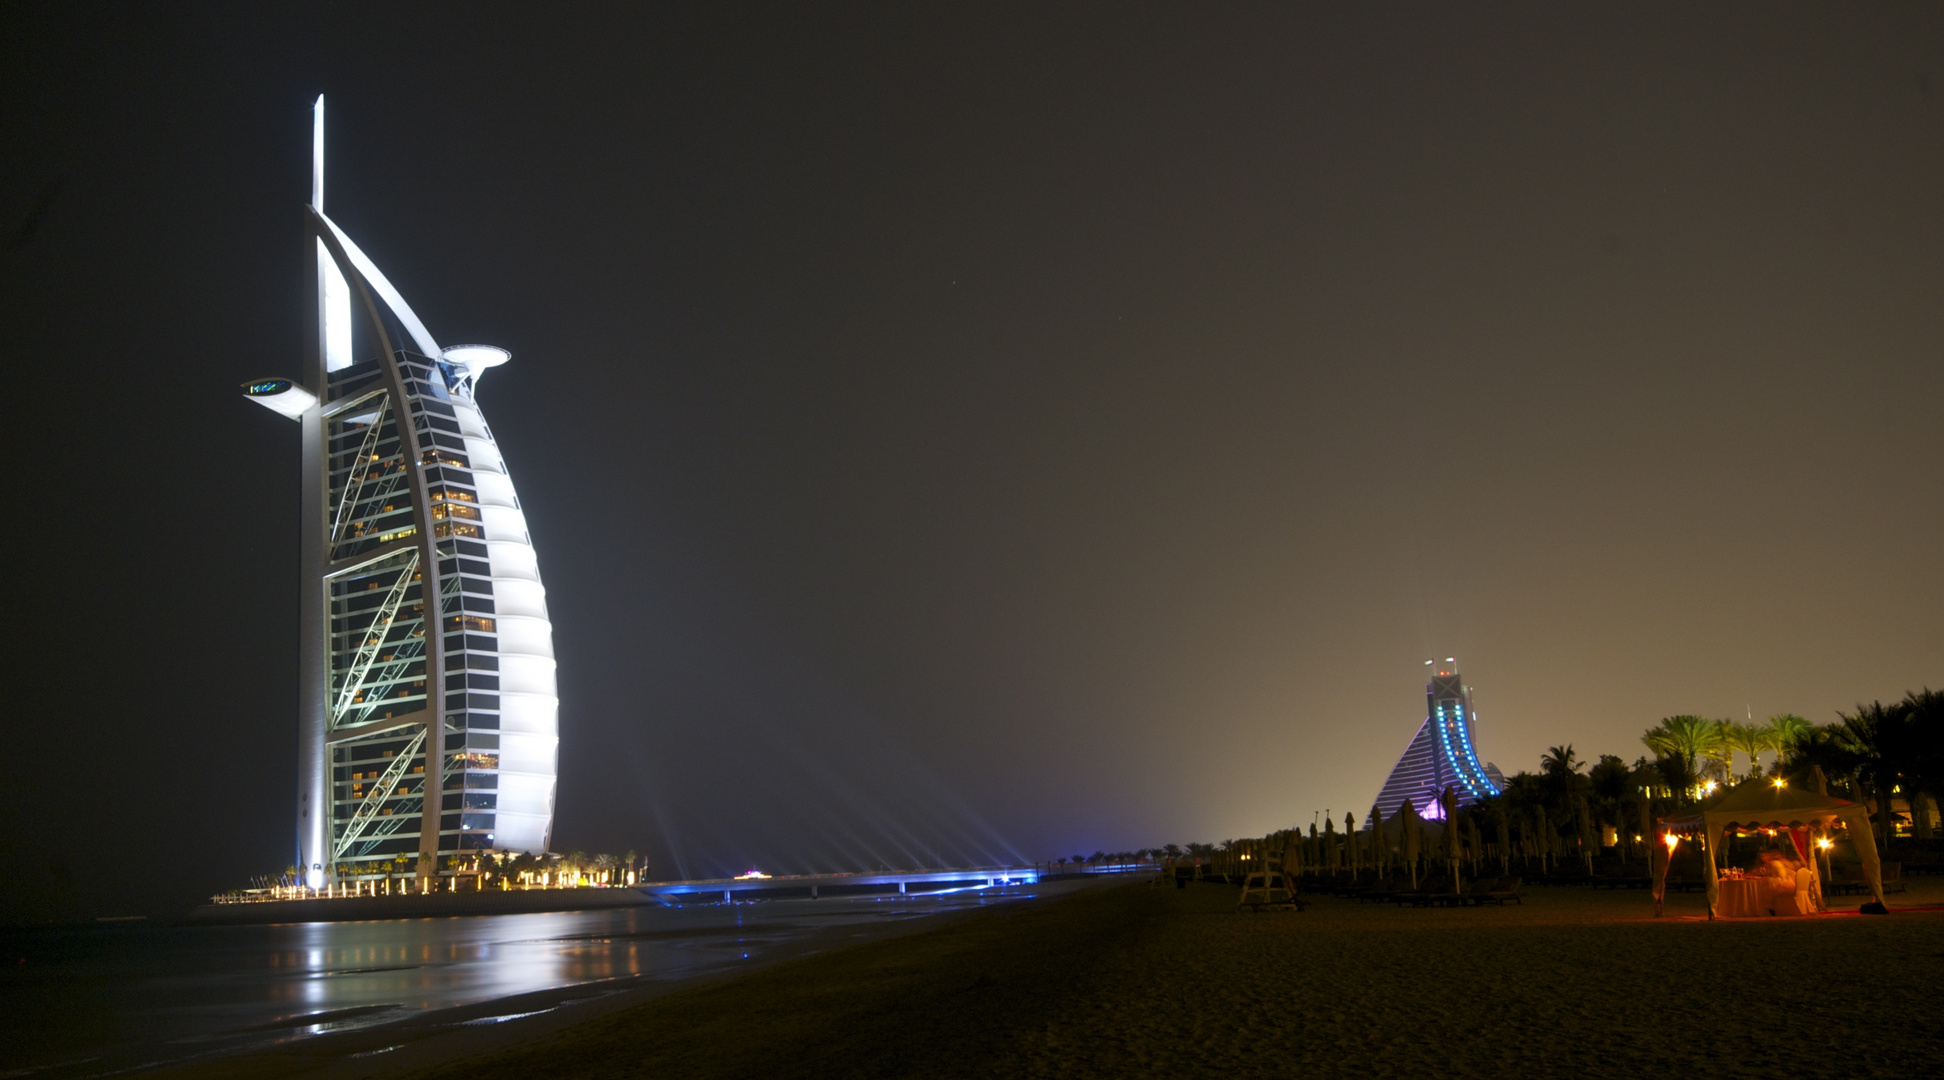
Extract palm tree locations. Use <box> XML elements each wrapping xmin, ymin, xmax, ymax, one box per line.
<box><xmin>1697</xmin><ymin>721</ymin><xmax>1735</xmax><ymax>784</ymax></box>
<box><xmin>1499</xmin><ymin>772</ymin><xmax>1545</xmax><ymax>868</ymax></box>
<box><xmin>1834</xmin><ymin>700</ymin><xmax>1918</xmax><ymax>851</ymax></box>
<box><xmin>1627</xmin><ymin>756</ymin><xmax>1662</xmax><ymax>846</ymax></box>
<box><xmin>1470</xmin><ymin>793</ymin><xmax>1511</xmax><ymax>873</ymax></box>
<box><xmin>1588</xmin><ymin>754</ymin><xmax>1631</xmax><ymax>857</ymax></box>
<box><xmin>1641</xmin><ymin>716</ymin><xmax>1723</xmax><ymax>797</ymax></box>
<box><xmin>1538</xmin><ymin>745</ymin><xmax>1590</xmax><ymax>856</ymax></box>
<box><xmin>1651</xmin><ymin>753</ymin><xmax>1700</xmax><ymax>808</ymax></box>
<box><xmin>1765</xmin><ymin>714</ymin><xmax>1812</xmax><ymax>762</ymax></box>
<box><xmin>1783</xmin><ymin>724</ymin><xmax>1857</xmax><ymax>795</ymax></box>
<box><xmin>1901</xmin><ymin>689</ymin><xmax>1943</xmax><ymax>840</ymax></box>
<box><xmin>1540</xmin><ymin>745</ymin><xmax>1581</xmax><ymax>778</ymax></box>
<box><xmin>1720</xmin><ymin>722</ymin><xmax>1773</xmax><ymax>782</ymax></box>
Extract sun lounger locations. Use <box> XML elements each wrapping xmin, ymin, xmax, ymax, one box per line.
<box><xmin>1487</xmin><ymin>877</ymin><xmax>1523</xmax><ymax>905</ymax></box>
<box><xmin>1356</xmin><ymin>877</ymin><xmax>1407</xmax><ymax>903</ymax></box>
<box><xmin>1236</xmin><ymin>869</ymin><xmax>1309</xmax><ymax>912</ymax></box>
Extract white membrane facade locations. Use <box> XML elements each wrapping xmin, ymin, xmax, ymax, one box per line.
<box><xmin>243</xmin><ymin>98</ymin><xmax>557</xmax><ymax>887</ymax></box>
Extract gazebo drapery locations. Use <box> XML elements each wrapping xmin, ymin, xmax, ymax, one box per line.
<box><xmin>1654</xmin><ymin>776</ymin><xmax>1885</xmax><ymax>918</ymax></box>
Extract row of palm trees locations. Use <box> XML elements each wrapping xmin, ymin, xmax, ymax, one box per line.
<box><xmin>1478</xmin><ymin>687</ymin><xmax>1942</xmax><ymax>866</ymax></box>
<box><xmin>1640</xmin><ymin>712</ymin><xmax>1813</xmax><ymax>788</ymax></box>
<box><xmin>472</xmin><ymin>849</ymin><xmax>649</xmax><ymax>887</ymax></box>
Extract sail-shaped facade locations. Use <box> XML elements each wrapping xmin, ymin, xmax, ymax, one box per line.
<box><xmin>244</xmin><ymin>99</ymin><xmax>557</xmax><ymax>888</ymax></box>
<box><xmin>1371</xmin><ymin>660</ymin><xmax>1504</xmax><ymax>820</ymax></box>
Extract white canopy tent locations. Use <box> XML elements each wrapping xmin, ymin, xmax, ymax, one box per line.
<box><xmin>1655</xmin><ymin>776</ymin><xmax>1885</xmax><ymax>918</ymax></box>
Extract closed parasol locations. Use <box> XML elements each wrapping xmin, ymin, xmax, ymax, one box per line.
<box><xmin>1400</xmin><ymin>799</ymin><xmax>1422</xmax><ymax>889</ymax></box>
<box><xmin>1369</xmin><ymin>803</ymin><xmax>1386</xmax><ymax>875</ymax></box>
<box><xmin>1495</xmin><ymin>805</ymin><xmax>1511</xmax><ymax>875</ymax></box>
<box><xmin>1441</xmin><ymin>786</ymin><xmax>1461</xmax><ymax>893</ymax></box>
<box><xmin>1347</xmin><ymin>811</ymin><xmax>1362</xmax><ymax>874</ymax></box>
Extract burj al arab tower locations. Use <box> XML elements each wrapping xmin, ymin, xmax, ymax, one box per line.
<box><xmin>243</xmin><ymin>99</ymin><xmax>557</xmax><ymax>889</ymax></box>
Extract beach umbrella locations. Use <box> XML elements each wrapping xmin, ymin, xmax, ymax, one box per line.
<box><xmin>1369</xmin><ymin>804</ymin><xmax>1386</xmax><ymax>875</ymax></box>
<box><xmin>1534</xmin><ymin>803</ymin><xmax>1551</xmax><ymax>871</ymax></box>
<box><xmin>1576</xmin><ymin>794</ymin><xmax>1596</xmax><ymax>873</ymax></box>
<box><xmin>1441</xmin><ymin>787</ymin><xmax>1461</xmax><ymax>893</ymax></box>
<box><xmin>1400</xmin><ymin>799</ymin><xmax>1421</xmax><ymax>889</ymax></box>
<box><xmin>1465</xmin><ymin>813</ymin><xmax>1482</xmax><ymax>876</ymax></box>
<box><xmin>1346</xmin><ymin>811</ymin><xmax>1362</xmax><ymax>875</ymax></box>
<box><xmin>1323</xmin><ymin>815</ymin><xmax>1338</xmax><ymax>875</ymax></box>
<box><xmin>1637</xmin><ymin>793</ymin><xmax>1653</xmax><ymax>863</ymax></box>
<box><xmin>1495</xmin><ymin>807</ymin><xmax>1511</xmax><ymax>875</ymax></box>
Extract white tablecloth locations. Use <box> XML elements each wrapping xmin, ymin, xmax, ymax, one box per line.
<box><xmin>1717</xmin><ymin>877</ymin><xmax>1769</xmax><ymax>918</ymax></box>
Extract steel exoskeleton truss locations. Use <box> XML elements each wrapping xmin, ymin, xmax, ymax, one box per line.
<box><xmin>332</xmin><ymin>726</ymin><xmax>427</xmax><ymax>859</ymax></box>
<box><xmin>299</xmin><ymin>213</ymin><xmax>450</xmax><ymax>887</ymax></box>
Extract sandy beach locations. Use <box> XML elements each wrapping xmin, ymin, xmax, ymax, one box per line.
<box><xmin>278</xmin><ymin>873</ymin><xmax>1944</xmax><ymax>1080</ymax></box>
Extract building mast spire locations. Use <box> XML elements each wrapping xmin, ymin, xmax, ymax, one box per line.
<box><xmin>311</xmin><ymin>95</ymin><xmax>325</xmax><ymax>213</ymax></box>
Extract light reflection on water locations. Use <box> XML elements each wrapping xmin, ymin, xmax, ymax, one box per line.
<box><xmin>3</xmin><ymin>892</ymin><xmax>1022</xmax><ymax>1076</ymax></box>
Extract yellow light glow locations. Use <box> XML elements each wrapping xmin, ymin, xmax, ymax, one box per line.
<box><xmin>1772</xmin><ymin>778</ymin><xmax>1787</xmax><ymax>789</ymax></box>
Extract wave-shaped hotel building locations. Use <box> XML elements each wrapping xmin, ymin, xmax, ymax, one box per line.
<box><xmin>244</xmin><ymin>99</ymin><xmax>557</xmax><ymax>889</ymax></box>
<box><xmin>1371</xmin><ymin>659</ymin><xmax>1505</xmax><ymax>820</ymax></box>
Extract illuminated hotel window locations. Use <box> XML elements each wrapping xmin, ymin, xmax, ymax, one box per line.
<box><xmin>433</xmin><ymin>521</ymin><xmax>482</xmax><ymax>539</ymax></box>
<box><xmin>447</xmin><ymin>615</ymin><xmax>495</xmax><ymax>633</ymax></box>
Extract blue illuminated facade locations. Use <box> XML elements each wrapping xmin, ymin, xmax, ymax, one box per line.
<box><xmin>1372</xmin><ymin>661</ymin><xmax>1505</xmax><ymax>820</ymax></box>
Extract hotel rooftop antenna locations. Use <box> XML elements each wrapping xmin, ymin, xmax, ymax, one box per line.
<box><xmin>312</xmin><ymin>94</ymin><xmax>324</xmax><ymax>212</ymax></box>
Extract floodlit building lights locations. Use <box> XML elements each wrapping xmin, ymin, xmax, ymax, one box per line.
<box><xmin>248</xmin><ymin>99</ymin><xmax>559</xmax><ymax>890</ymax></box>
<box><xmin>1373</xmin><ymin>659</ymin><xmax>1502</xmax><ymax>818</ymax></box>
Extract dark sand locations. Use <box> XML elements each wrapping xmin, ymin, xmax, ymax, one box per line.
<box><xmin>167</xmin><ymin>876</ymin><xmax>1944</xmax><ymax>1080</ymax></box>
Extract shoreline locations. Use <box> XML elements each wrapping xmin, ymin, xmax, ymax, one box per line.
<box><xmin>408</xmin><ymin>876</ymin><xmax>1944</xmax><ymax>1079</ymax></box>
<box><xmin>179</xmin><ymin>887</ymin><xmax>653</xmax><ymax>926</ymax></box>
<box><xmin>181</xmin><ymin>867</ymin><xmax>1106</xmax><ymax>926</ymax></box>
<box><xmin>86</xmin><ymin>876</ymin><xmax>1944</xmax><ymax>1079</ymax></box>
<box><xmin>129</xmin><ymin>879</ymin><xmax>1114</xmax><ymax>1080</ymax></box>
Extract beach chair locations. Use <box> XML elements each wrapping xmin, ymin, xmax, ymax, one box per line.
<box><xmin>1389</xmin><ymin>886</ymin><xmax>1429</xmax><ymax>907</ymax></box>
<box><xmin>1401</xmin><ymin>885</ymin><xmax>1461</xmax><ymax>908</ymax></box>
<box><xmin>1487</xmin><ymin>877</ymin><xmax>1523</xmax><ymax>905</ymax></box>
<box><xmin>1357</xmin><ymin>876</ymin><xmax>1404</xmax><ymax>903</ymax></box>
<box><xmin>1237</xmin><ymin>866</ymin><xmax>1306</xmax><ymax>912</ymax></box>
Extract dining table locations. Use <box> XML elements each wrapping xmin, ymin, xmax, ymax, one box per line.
<box><xmin>1716</xmin><ymin>875</ymin><xmax>1771</xmax><ymax>918</ymax></box>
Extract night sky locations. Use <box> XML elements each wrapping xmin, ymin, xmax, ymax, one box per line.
<box><xmin>3</xmin><ymin>5</ymin><xmax>1939</xmax><ymax>919</ymax></box>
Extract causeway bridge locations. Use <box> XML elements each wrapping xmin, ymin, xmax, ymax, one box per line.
<box><xmin>637</xmin><ymin>866</ymin><xmax>1046</xmax><ymax>904</ymax></box>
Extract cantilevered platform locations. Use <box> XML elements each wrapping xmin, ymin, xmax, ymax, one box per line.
<box><xmin>638</xmin><ymin>866</ymin><xmax>1041</xmax><ymax>904</ymax></box>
